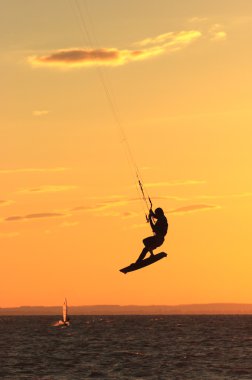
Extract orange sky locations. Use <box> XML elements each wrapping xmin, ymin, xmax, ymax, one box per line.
<box><xmin>1</xmin><ymin>0</ymin><xmax>252</xmax><ymax>307</ymax></box>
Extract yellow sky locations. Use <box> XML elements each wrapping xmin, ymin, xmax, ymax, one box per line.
<box><xmin>1</xmin><ymin>0</ymin><xmax>252</xmax><ymax>307</ymax></box>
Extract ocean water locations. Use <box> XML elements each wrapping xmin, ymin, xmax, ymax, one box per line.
<box><xmin>0</xmin><ymin>315</ymin><xmax>252</xmax><ymax>379</ymax></box>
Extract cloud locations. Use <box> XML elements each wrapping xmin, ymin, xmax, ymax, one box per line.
<box><xmin>0</xmin><ymin>167</ymin><xmax>68</xmax><ymax>174</ymax></box>
<box><xmin>5</xmin><ymin>216</ymin><xmax>23</xmax><ymax>221</ymax></box>
<box><xmin>135</xmin><ymin>30</ymin><xmax>201</xmax><ymax>47</ymax></box>
<box><xmin>70</xmin><ymin>192</ymin><xmax>188</xmax><ymax>219</ymax></box>
<box><xmin>187</xmin><ymin>20</ymin><xmax>227</xmax><ymax>41</ymax></box>
<box><xmin>122</xmin><ymin>211</ymin><xmax>138</xmax><ymax>218</ymax></box>
<box><xmin>145</xmin><ymin>180</ymin><xmax>206</xmax><ymax>188</ymax></box>
<box><xmin>60</xmin><ymin>221</ymin><xmax>79</xmax><ymax>228</ymax></box>
<box><xmin>5</xmin><ymin>212</ymin><xmax>66</xmax><ymax>222</ymax></box>
<box><xmin>0</xmin><ymin>200</ymin><xmax>14</xmax><ymax>207</ymax></box>
<box><xmin>211</xmin><ymin>31</ymin><xmax>227</xmax><ymax>41</ymax></box>
<box><xmin>152</xmin><ymin>195</ymin><xmax>188</xmax><ymax>201</ymax></box>
<box><xmin>26</xmin><ymin>213</ymin><xmax>65</xmax><ymax>219</ymax></box>
<box><xmin>27</xmin><ymin>47</ymin><xmax>161</xmax><ymax>68</ymax></box>
<box><xmin>97</xmin><ymin>210</ymin><xmax>121</xmax><ymax>217</ymax></box>
<box><xmin>195</xmin><ymin>192</ymin><xmax>252</xmax><ymax>200</ymax></box>
<box><xmin>0</xmin><ymin>232</ymin><xmax>20</xmax><ymax>238</ymax></box>
<box><xmin>28</xmin><ymin>30</ymin><xmax>201</xmax><ymax>69</ymax></box>
<box><xmin>188</xmin><ymin>17</ymin><xmax>208</xmax><ymax>23</ymax></box>
<box><xmin>169</xmin><ymin>204</ymin><xmax>219</xmax><ymax>215</ymax></box>
<box><xmin>70</xmin><ymin>195</ymin><xmax>140</xmax><ymax>219</ymax></box>
<box><xmin>33</xmin><ymin>110</ymin><xmax>50</xmax><ymax>116</ymax></box>
<box><xmin>72</xmin><ymin>199</ymin><xmax>128</xmax><ymax>215</ymax></box>
<box><xmin>209</xmin><ymin>24</ymin><xmax>227</xmax><ymax>41</ymax></box>
<box><xmin>72</xmin><ymin>195</ymin><xmax>130</xmax><ymax>211</ymax></box>
<box><xmin>18</xmin><ymin>185</ymin><xmax>77</xmax><ymax>194</ymax></box>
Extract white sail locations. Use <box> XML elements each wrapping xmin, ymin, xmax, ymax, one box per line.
<box><xmin>63</xmin><ymin>298</ymin><xmax>68</xmax><ymax>323</ymax></box>
<box><xmin>53</xmin><ymin>298</ymin><xmax>70</xmax><ymax>326</ymax></box>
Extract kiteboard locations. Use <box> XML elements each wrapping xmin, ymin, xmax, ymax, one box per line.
<box><xmin>120</xmin><ymin>252</ymin><xmax>167</xmax><ymax>274</ymax></box>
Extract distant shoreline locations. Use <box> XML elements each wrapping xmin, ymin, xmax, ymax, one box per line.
<box><xmin>1</xmin><ymin>304</ymin><xmax>252</xmax><ymax>316</ymax></box>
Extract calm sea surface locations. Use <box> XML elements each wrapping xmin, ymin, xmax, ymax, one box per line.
<box><xmin>0</xmin><ymin>315</ymin><xmax>252</xmax><ymax>379</ymax></box>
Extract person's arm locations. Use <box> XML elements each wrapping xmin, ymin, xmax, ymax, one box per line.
<box><xmin>149</xmin><ymin>208</ymin><xmax>155</xmax><ymax>218</ymax></box>
<box><xmin>149</xmin><ymin>209</ymin><xmax>155</xmax><ymax>231</ymax></box>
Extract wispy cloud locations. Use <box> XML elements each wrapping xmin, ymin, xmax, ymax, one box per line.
<box><xmin>28</xmin><ymin>30</ymin><xmax>201</xmax><ymax>69</ymax></box>
<box><xmin>69</xmin><ymin>195</ymin><xmax>142</xmax><ymax>219</ymax></box>
<box><xmin>33</xmin><ymin>110</ymin><xmax>50</xmax><ymax>116</ymax></box>
<box><xmin>5</xmin><ymin>212</ymin><xmax>66</xmax><ymax>222</ymax></box>
<box><xmin>169</xmin><ymin>204</ymin><xmax>220</xmax><ymax>215</ymax></box>
<box><xmin>0</xmin><ymin>200</ymin><xmax>14</xmax><ymax>207</ymax></box>
<box><xmin>195</xmin><ymin>192</ymin><xmax>252</xmax><ymax>200</ymax></box>
<box><xmin>0</xmin><ymin>232</ymin><xmax>20</xmax><ymax>238</ymax></box>
<box><xmin>188</xmin><ymin>17</ymin><xmax>208</xmax><ymax>23</ymax></box>
<box><xmin>122</xmin><ymin>211</ymin><xmax>139</xmax><ymax>219</ymax></box>
<box><xmin>85</xmin><ymin>194</ymin><xmax>126</xmax><ymax>201</ymax></box>
<box><xmin>145</xmin><ymin>180</ymin><xmax>206</xmax><ymax>188</ymax></box>
<box><xmin>60</xmin><ymin>221</ymin><xmax>79</xmax><ymax>228</ymax></box>
<box><xmin>97</xmin><ymin>210</ymin><xmax>122</xmax><ymax>217</ymax></box>
<box><xmin>71</xmin><ymin>199</ymin><xmax>128</xmax><ymax>215</ymax></box>
<box><xmin>0</xmin><ymin>167</ymin><xmax>68</xmax><ymax>174</ymax></box>
<box><xmin>211</xmin><ymin>31</ymin><xmax>227</xmax><ymax>41</ymax></box>
<box><xmin>18</xmin><ymin>185</ymin><xmax>77</xmax><ymax>194</ymax></box>
<box><xmin>152</xmin><ymin>195</ymin><xmax>188</xmax><ymax>201</ymax></box>
<box><xmin>71</xmin><ymin>192</ymin><xmax>188</xmax><ymax>218</ymax></box>
<box><xmin>209</xmin><ymin>24</ymin><xmax>227</xmax><ymax>41</ymax></box>
<box><xmin>135</xmin><ymin>30</ymin><xmax>201</xmax><ymax>47</ymax></box>
<box><xmin>187</xmin><ymin>19</ymin><xmax>227</xmax><ymax>42</ymax></box>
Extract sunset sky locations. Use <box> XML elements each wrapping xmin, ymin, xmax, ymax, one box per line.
<box><xmin>1</xmin><ymin>0</ymin><xmax>252</xmax><ymax>308</ymax></box>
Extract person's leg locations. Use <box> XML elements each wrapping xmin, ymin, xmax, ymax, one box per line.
<box><xmin>135</xmin><ymin>236</ymin><xmax>154</xmax><ymax>263</ymax></box>
<box><xmin>136</xmin><ymin>246</ymin><xmax>149</xmax><ymax>263</ymax></box>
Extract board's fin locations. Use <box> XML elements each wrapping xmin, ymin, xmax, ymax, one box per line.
<box><xmin>120</xmin><ymin>252</ymin><xmax>167</xmax><ymax>274</ymax></box>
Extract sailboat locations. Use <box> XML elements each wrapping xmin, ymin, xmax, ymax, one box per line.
<box><xmin>56</xmin><ymin>298</ymin><xmax>70</xmax><ymax>326</ymax></box>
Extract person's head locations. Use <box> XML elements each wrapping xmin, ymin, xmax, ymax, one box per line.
<box><xmin>155</xmin><ymin>207</ymin><xmax>164</xmax><ymax>218</ymax></box>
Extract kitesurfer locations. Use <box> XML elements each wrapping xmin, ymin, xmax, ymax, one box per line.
<box><xmin>136</xmin><ymin>207</ymin><xmax>168</xmax><ymax>263</ymax></box>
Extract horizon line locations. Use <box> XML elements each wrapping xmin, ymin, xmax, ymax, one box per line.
<box><xmin>1</xmin><ymin>302</ymin><xmax>252</xmax><ymax>309</ymax></box>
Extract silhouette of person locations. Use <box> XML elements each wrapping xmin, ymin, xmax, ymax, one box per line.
<box><xmin>136</xmin><ymin>207</ymin><xmax>168</xmax><ymax>263</ymax></box>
